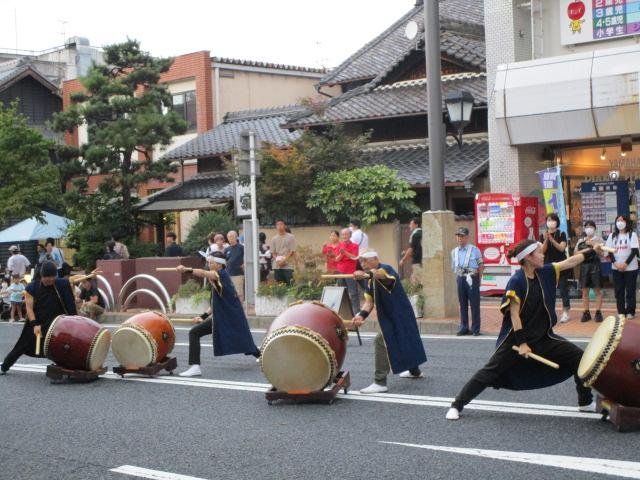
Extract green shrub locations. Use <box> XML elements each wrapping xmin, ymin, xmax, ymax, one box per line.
<box><xmin>173</xmin><ymin>279</ymin><xmax>211</xmax><ymax>307</ymax></box>
<box><xmin>287</xmin><ymin>282</ymin><xmax>324</xmax><ymax>301</ymax></box>
<box><xmin>256</xmin><ymin>281</ymin><xmax>290</xmax><ymax>298</ymax></box>
<box><xmin>401</xmin><ymin>278</ymin><xmax>423</xmax><ymax>296</ymax></box>
<box><xmin>128</xmin><ymin>241</ymin><xmax>162</xmax><ymax>258</ymax></box>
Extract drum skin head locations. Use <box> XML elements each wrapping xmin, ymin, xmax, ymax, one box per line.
<box><xmin>578</xmin><ymin>315</ymin><xmax>618</xmax><ymax>379</ymax></box>
<box><xmin>87</xmin><ymin>329</ymin><xmax>112</xmax><ymax>371</ymax></box>
<box><xmin>261</xmin><ymin>333</ymin><xmax>332</xmax><ymax>393</ymax></box>
<box><xmin>112</xmin><ymin>326</ymin><xmax>155</xmax><ymax>368</ymax></box>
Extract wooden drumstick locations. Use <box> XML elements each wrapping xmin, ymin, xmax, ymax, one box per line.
<box><xmin>321</xmin><ymin>274</ymin><xmax>355</xmax><ymax>279</ymax></box>
<box><xmin>156</xmin><ymin>267</ymin><xmax>193</xmax><ymax>272</ymax></box>
<box><xmin>35</xmin><ymin>333</ymin><xmax>41</xmax><ymax>356</ymax></box>
<box><xmin>512</xmin><ymin>346</ymin><xmax>559</xmax><ymax>369</ymax></box>
<box><xmin>599</xmin><ymin>246</ymin><xmax>616</xmax><ymax>253</ymax></box>
<box><xmin>70</xmin><ymin>273</ymin><xmax>97</xmax><ymax>284</ymax></box>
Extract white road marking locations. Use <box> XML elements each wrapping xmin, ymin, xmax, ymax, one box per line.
<box><xmin>110</xmin><ymin>464</ymin><xmax>208</xmax><ymax>480</ymax></box>
<box><xmin>379</xmin><ymin>442</ymin><xmax>640</xmax><ymax>479</ymax></box>
<box><xmin>10</xmin><ymin>363</ymin><xmax>600</xmax><ymax>419</ymax></box>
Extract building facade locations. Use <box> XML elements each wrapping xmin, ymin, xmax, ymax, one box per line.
<box><xmin>485</xmin><ymin>0</ymin><xmax>640</xmax><ymax>232</ymax></box>
<box><xmin>61</xmin><ymin>50</ymin><xmax>330</xmax><ymax>241</ymax></box>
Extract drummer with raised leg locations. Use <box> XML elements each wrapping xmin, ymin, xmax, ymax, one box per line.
<box><xmin>445</xmin><ymin>239</ymin><xmax>602</xmax><ymax>420</ymax></box>
<box><xmin>1</xmin><ymin>261</ymin><xmax>77</xmax><ymax>375</ymax></box>
<box><xmin>352</xmin><ymin>250</ymin><xmax>427</xmax><ymax>394</ymax></box>
<box><xmin>175</xmin><ymin>252</ymin><xmax>259</xmax><ymax>377</ymax></box>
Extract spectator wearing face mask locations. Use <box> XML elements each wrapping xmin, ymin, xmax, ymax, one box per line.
<box><xmin>539</xmin><ymin>213</ymin><xmax>570</xmax><ymax>322</ymax></box>
<box><xmin>605</xmin><ymin>214</ymin><xmax>639</xmax><ymax>320</ymax></box>
<box><xmin>575</xmin><ymin>220</ymin><xmax>604</xmax><ymax>323</ymax></box>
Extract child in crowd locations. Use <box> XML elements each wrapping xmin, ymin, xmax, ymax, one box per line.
<box><xmin>576</xmin><ymin>220</ymin><xmax>604</xmax><ymax>323</ymax></box>
<box><xmin>7</xmin><ymin>274</ymin><xmax>25</xmax><ymax>322</ymax></box>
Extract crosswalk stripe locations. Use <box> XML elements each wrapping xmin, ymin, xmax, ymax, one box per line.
<box><xmin>380</xmin><ymin>442</ymin><xmax>640</xmax><ymax>479</ymax></box>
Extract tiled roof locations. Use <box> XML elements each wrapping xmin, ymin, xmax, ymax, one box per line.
<box><xmin>211</xmin><ymin>57</ymin><xmax>327</xmax><ymax>74</ymax></box>
<box><xmin>161</xmin><ymin>105</ymin><xmax>304</xmax><ymax>161</ymax></box>
<box><xmin>137</xmin><ymin>172</ymin><xmax>234</xmax><ymax>207</ymax></box>
<box><xmin>141</xmin><ymin>138</ymin><xmax>488</xmax><ymax>207</ymax></box>
<box><xmin>285</xmin><ymin>72</ymin><xmax>486</xmax><ymax>127</ymax></box>
<box><xmin>318</xmin><ymin>0</ymin><xmax>484</xmax><ymax>86</ymax></box>
<box><xmin>439</xmin><ymin>0</ymin><xmax>485</xmax><ymax>27</ymax></box>
<box><xmin>0</xmin><ymin>58</ymin><xmax>60</xmax><ymax>93</ymax></box>
<box><xmin>359</xmin><ymin>137</ymin><xmax>489</xmax><ymax>187</ymax></box>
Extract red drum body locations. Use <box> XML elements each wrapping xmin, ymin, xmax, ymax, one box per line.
<box><xmin>578</xmin><ymin>315</ymin><xmax>640</xmax><ymax>407</ymax></box>
<box><xmin>44</xmin><ymin>315</ymin><xmax>111</xmax><ymax>371</ymax></box>
<box><xmin>260</xmin><ymin>301</ymin><xmax>348</xmax><ymax>393</ymax></box>
<box><xmin>111</xmin><ymin>311</ymin><xmax>176</xmax><ymax>368</ymax></box>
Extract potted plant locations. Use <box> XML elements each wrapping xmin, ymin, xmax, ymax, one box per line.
<box><xmin>402</xmin><ymin>279</ymin><xmax>424</xmax><ymax>319</ymax></box>
<box><xmin>173</xmin><ymin>280</ymin><xmax>211</xmax><ymax>315</ymax></box>
<box><xmin>255</xmin><ymin>281</ymin><xmax>291</xmax><ymax>316</ymax></box>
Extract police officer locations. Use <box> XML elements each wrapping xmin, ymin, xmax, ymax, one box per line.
<box><xmin>451</xmin><ymin>227</ymin><xmax>484</xmax><ymax>336</ymax></box>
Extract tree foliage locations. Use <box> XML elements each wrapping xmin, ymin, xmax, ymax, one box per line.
<box><xmin>65</xmin><ymin>192</ymin><xmax>128</xmax><ymax>270</ymax></box>
<box><xmin>257</xmin><ymin>145</ymin><xmax>314</xmax><ymax>223</ymax></box>
<box><xmin>307</xmin><ymin>165</ymin><xmax>420</xmax><ymax>227</ymax></box>
<box><xmin>50</xmin><ymin>39</ymin><xmax>187</xmax><ymax>262</ymax></box>
<box><xmin>256</xmin><ymin>123</ymin><xmax>370</xmax><ymax>223</ymax></box>
<box><xmin>0</xmin><ymin>102</ymin><xmax>61</xmax><ymax>223</ymax></box>
<box><xmin>182</xmin><ymin>209</ymin><xmax>239</xmax><ymax>256</ymax></box>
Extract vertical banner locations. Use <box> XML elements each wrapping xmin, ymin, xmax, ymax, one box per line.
<box><xmin>537</xmin><ymin>166</ymin><xmax>569</xmax><ymax>234</ymax></box>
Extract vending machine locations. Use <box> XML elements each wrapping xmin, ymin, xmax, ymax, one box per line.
<box><xmin>475</xmin><ymin>193</ymin><xmax>539</xmax><ymax>295</ymax></box>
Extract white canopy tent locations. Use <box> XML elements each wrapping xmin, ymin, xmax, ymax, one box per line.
<box><xmin>0</xmin><ymin>211</ymin><xmax>72</xmax><ymax>243</ymax></box>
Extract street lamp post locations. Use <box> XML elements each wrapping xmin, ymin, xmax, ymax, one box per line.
<box><xmin>444</xmin><ymin>90</ymin><xmax>475</xmax><ymax>149</ymax></box>
<box><xmin>424</xmin><ymin>0</ymin><xmax>445</xmax><ymax>211</ymax></box>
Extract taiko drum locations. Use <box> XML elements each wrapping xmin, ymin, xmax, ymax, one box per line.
<box><xmin>578</xmin><ymin>315</ymin><xmax>640</xmax><ymax>407</ymax></box>
<box><xmin>44</xmin><ymin>315</ymin><xmax>111</xmax><ymax>371</ymax></box>
<box><xmin>111</xmin><ymin>311</ymin><xmax>176</xmax><ymax>368</ymax></box>
<box><xmin>260</xmin><ymin>301</ymin><xmax>348</xmax><ymax>394</ymax></box>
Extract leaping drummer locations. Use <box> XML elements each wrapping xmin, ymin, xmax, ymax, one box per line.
<box><xmin>175</xmin><ymin>252</ymin><xmax>259</xmax><ymax>378</ymax></box>
<box><xmin>446</xmin><ymin>239</ymin><xmax>605</xmax><ymax>420</ymax></box>
<box><xmin>352</xmin><ymin>250</ymin><xmax>427</xmax><ymax>394</ymax></box>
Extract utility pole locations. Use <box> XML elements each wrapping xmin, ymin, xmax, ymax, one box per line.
<box><xmin>424</xmin><ymin>0</ymin><xmax>446</xmax><ymax>210</ymax></box>
<box><xmin>248</xmin><ymin>131</ymin><xmax>259</xmax><ymax>301</ymax></box>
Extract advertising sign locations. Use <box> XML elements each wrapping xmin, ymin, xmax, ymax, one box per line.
<box><xmin>560</xmin><ymin>0</ymin><xmax>640</xmax><ymax>45</ymax></box>
<box><xmin>537</xmin><ymin>166</ymin><xmax>568</xmax><ymax>234</ymax></box>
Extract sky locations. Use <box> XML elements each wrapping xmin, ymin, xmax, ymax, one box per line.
<box><xmin>0</xmin><ymin>1</ymin><xmax>414</xmax><ymax>69</ymax></box>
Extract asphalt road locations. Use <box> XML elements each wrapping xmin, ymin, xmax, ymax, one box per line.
<box><xmin>0</xmin><ymin>322</ymin><xmax>637</xmax><ymax>480</ymax></box>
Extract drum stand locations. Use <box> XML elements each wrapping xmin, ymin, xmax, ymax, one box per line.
<box><xmin>112</xmin><ymin>356</ymin><xmax>178</xmax><ymax>378</ymax></box>
<box><xmin>46</xmin><ymin>364</ymin><xmax>107</xmax><ymax>384</ymax></box>
<box><xmin>597</xmin><ymin>395</ymin><xmax>640</xmax><ymax>432</ymax></box>
<box><xmin>265</xmin><ymin>370</ymin><xmax>350</xmax><ymax>405</ymax></box>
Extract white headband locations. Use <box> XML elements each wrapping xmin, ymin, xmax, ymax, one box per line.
<box><xmin>207</xmin><ymin>255</ymin><xmax>227</xmax><ymax>265</ymax></box>
<box><xmin>515</xmin><ymin>242</ymin><xmax>541</xmax><ymax>262</ymax></box>
<box><xmin>360</xmin><ymin>251</ymin><xmax>379</xmax><ymax>259</ymax></box>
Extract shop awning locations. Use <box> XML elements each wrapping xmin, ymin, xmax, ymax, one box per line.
<box><xmin>495</xmin><ymin>45</ymin><xmax>640</xmax><ymax>145</ymax></box>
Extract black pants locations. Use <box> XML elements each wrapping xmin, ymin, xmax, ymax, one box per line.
<box><xmin>612</xmin><ymin>270</ymin><xmax>638</xmax><ymax>316</ymax></box>
<box><xmin>274</xmin><ymin>269</ymin><xmax>294</xmax><ymax>285</ymax></box>
<box><xmin>557</xmin><ymin>270</ymin><xmax>570</xmax><ymax>309</ymax></box>
<box><xmin>2</xmin><ymin>323</ymin><xmax>45</xmax><ymax>370</ymax></box>
<box><xmin>451</xmin><ymin>335</ymin><xmax>592</xmax><ymax>411</ymax></box>
<box><xmin>188</xmin><ymin>318</ymin><xmax>213</xmax><ymax>365</ymax></box>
